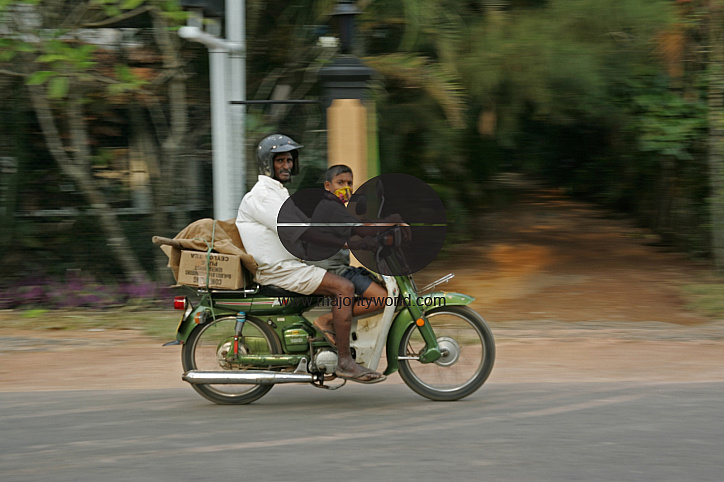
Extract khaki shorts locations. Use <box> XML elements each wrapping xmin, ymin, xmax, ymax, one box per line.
<box><xmin>254</xmin><ymin>259</ymin><xmax>327</xmax><ymax>295</ymax></box>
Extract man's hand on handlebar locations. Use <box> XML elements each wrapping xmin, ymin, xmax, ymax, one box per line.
<box><xmin>381</xmin><ymin>214</ymin><xmax>412</xmax><ymax>242</ymax></box>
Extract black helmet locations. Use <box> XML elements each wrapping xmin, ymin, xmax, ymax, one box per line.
<box><xmin>256</xmin><ymin>134</ymin><xmax>303</xmax><ymax>177</ymax></box>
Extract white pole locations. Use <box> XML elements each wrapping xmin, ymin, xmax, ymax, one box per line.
<box><xmin>209</xmin><ymin>46</ymin><xmax>232</xmax><ymax>220</ymax></box>
<box><xmin>227</xmin><ymin>0</ymin><xmax>246</xmax><ymax>216</ymax></box>
<box><xmin>179</xmin><ymin>17</ymin><xmax>245</xmax><ymax>221</ymax></box>
<box><xmin>179</xmin><ymin>26</ymin><xmax>241</xmax><ymax>52</ymax></box>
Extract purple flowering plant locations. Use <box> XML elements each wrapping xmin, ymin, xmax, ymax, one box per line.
<box><xmin>0</xmin><ymin>271</ymin><xmax>172</xmax><ymax>310</ymax></box>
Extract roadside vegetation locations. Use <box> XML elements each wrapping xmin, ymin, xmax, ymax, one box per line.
<box><xmin>0</xmin><ymin>309</ymin><xmax>181</xmax><ymax>339</ymax></box>
<box><xmin>681</xmin><ymin>281</ymin><xmax>724</xmax><ymax>319</ymax></box>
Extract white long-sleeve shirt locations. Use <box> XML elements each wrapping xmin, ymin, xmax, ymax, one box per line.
<box><xmin>236</xmin><ymin>175</ymin><xmax>324</xmax><ymax>293</ymax></box>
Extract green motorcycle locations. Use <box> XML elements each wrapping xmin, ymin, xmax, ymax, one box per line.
<box><xmin>162</xmin><ymin>227</ymin><xmax>495</xmax><ymax>405</ymax></box>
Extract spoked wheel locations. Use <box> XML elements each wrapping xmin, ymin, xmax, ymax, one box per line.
<box><xmin>182</xmin><ymin>315</ymin><xmax>282</xmax><ymax>405</ymax></box>
<box><xmin>398</xmin><ymin>306</ymin><xmax>495</xmax><ymax>401</ymax></box>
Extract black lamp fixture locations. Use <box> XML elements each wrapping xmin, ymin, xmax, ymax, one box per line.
<box><xmin>331</xmin><ymin>0</ymin><xmax>361</xmax><ymax>54</ymax></box>
<box><xmin>319</xmin><ymin>0</ymin><xmax>372</xmax><ymax>106</ymax></box>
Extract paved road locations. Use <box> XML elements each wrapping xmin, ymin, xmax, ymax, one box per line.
<box><xmin>1</xmin><ymin>382</ymin><xmax>722</xmax><ymax>481</ymax></box>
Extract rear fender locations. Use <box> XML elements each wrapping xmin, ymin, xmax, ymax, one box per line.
<box><xmin>383</xmin><ymin>292</ymin><xmax>473</xmax><ymax>375</ymax></box>
<box><xmin>175</xmin><ymin>305</ymin><xmax>236</xmax><ymax>342</ymax></box>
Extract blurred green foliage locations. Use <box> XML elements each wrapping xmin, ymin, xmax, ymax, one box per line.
<box><xmin>366</xmin><ymin>0</ymin><xmax>714</xmax><ymax>255</ymax></box>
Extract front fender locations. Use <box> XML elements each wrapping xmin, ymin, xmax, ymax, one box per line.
<box><xmin>383</xmin><ymin>291</ymin><xmax>474</xmax><ymax>375</ymax></box>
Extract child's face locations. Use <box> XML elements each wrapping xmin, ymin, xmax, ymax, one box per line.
<box><xmin>325</xmin><ymin>172</ymin><xmax>353</xmax><ymax>202</ymax></box>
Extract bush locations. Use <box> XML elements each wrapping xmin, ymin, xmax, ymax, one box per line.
<box><xmin>0</xmin><ymin>271</ymin><xmax>172</xmax><ymax>310</ymax></box>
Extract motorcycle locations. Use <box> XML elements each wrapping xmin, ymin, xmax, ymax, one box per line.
<box><xmin>155</xmin><ymin>225</ymin><xmax>496</xmax><ymax>405</ymax></box>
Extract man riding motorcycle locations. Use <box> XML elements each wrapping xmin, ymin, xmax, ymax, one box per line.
<box><xmin>236</xmin><ymin>134</ymin><xmax>386</xmax><ymax>384</ymax></box>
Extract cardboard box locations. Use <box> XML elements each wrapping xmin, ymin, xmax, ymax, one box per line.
<box><xmin>177</xmin><ymin>250</ymin><xmax>247</xmax><ymax>290</ymax></box>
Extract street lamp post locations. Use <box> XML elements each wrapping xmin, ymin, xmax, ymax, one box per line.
<box><xmin>178</xmin><ymin>1</ymin><xmax>246</xmax><ymax>221</ymax></box>
<box><xmin>227</xmin><ymin>0</ymin><xmax>246</xmax><ymax>221</ymax></box>
<box><xmin>319</xmin><ymin>0</ymin><xmax>378</xmax><ymax>184</ymax></box>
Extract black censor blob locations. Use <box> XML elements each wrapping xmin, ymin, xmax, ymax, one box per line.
<box><xmin>277</xmin><ymin>173</ymin><xmax>447</xmax><ymax>276</ymax></box>
<box><xmin>348</xmin><ymin>173</ymin><xmax>446</xmax><ymax>276</ymax></box>
<box><xmin>277</xmin><ymin>188</ymin><xmax>356</xmax><ymax>261</ymax></box>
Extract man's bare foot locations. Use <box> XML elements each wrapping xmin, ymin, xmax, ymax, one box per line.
<box><xmin>313</xmin><ymin>314</ymin><xmax>337</xmax><ymax>347</ymax></box>
<box><xmin>335</xmin><ymin>359</ymin><xmax>386</xmax><ymax>384</ymax></box>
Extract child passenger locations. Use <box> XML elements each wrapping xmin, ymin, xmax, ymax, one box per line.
<box><xmin>309</xmin><ymin>165</ymin><xmax>389</xmax><ymax>345</ymax></box>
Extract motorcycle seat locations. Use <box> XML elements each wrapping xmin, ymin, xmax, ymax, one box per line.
<box><xmin>257</xmin><ymin>285</ymin><xmax>317</xmax><ymax>299</ymax></box>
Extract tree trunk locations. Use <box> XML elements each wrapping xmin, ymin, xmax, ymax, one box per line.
<box><xmin>145</xmin><ymin>9</ymin><xmax>191</xmax><ymax>282</ymax></box>
<box><xmin>152</xmin><ymin>8</ymin><xmax>189</xmax><ymax>232</ymax></box>
<box><xmin>27</xmin><ymin>84</ymin><xmax>149</xmax><ymax>282</ymax></box>
<box><xmin>708</xmin><ymin>1</ymin><xmax>724</xmax><ymax>272</ymax></box>
<box><xmin>128</xmin><ymin>101</ymin><xmax>171</xmax><ymax>282</ymax></box>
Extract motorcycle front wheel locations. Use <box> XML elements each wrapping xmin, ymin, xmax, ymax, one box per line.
<box><xmin>182</xmin><ymin>315</ymin><xmax>282</xmax><ymax>405</ymax></box>
<box><xmin>398</xmin><ymin>306</ymin><xmax>495</xmax><ymax>401</ymax></box>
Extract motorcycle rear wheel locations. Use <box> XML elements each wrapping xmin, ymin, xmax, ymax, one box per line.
<box><xmin>182</xmin><ymin>315</ymin><xmax>282</xmax><ymax>405</ymax></box>
<box><xmin>398</xmin><ymin>306</ymin><xmax>495</xmax><ymax>401</ymax></box>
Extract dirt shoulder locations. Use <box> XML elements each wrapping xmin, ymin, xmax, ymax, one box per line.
<box><xmin>2</xmin><ymin>177</ymin><xmax>723</xmax><ymax>391</ymax></box>
<box><xmin>0</xmin><ymin>329</ymin><xmax>187</xmax><ymax>391</ymax></box>
<box><xmin>2</xmin><ymin>321</ymin><xmax>723</xmax><ymax>391</ymax></box>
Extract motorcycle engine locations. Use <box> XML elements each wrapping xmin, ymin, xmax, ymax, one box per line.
<box><xmin>313</xmin><ymin>349</ymin><xmax>338</xmax><ymax>373</ymax></box>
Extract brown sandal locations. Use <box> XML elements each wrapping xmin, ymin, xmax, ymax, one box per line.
<box><xmin>336</xmin><ymin>367</ymin><xmax>387</xmax><ymax>384</ymax></box>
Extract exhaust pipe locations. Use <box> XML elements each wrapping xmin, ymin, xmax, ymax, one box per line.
<box><xmin>183</xmin><ymin>370</ymin><xmax>314</xmax><ymax>385</ymax></box>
